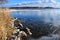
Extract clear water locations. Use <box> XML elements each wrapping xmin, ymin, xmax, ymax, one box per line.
<box><xmin>10</xmin><ymin>9</ymin><xmax>60</xmax><ymax>27</ymax></box>
<box><xmin>10</xmin><ymin>9</ymin><xmax>60</xmax><ymax>40</ymax></box>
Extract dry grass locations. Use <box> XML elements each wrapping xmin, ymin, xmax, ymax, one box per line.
<box><xmin>0</xmin><ymin>8</ymin><xmax>15</xmax><ymax>40</ymax></box>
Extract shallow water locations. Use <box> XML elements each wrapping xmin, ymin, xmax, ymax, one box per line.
<box><xmin>10</xmin><ymin>9</ymin><xmax>60</xmax><ymax>40</ymax></box>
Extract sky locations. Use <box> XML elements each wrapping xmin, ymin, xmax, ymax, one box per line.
<box><xmin>2</xmin><ymin>0</ymin><xmax>60</xmax><ymax>7</ymax></box>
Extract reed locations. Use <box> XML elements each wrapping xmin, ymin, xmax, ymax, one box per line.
<box><xmin>0</xmin><ymin>8</ymin><xmax>15</xmax><ymax>40</ymax></box>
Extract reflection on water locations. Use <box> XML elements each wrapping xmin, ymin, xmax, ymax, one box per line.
<box><xmin>10</xmin><ymin>9</ymin><xmax>60</xmax><ymax>40</ymax></box>
<box><xmin>11</xmin><ymin>9</ymin><xmax>60</xmax><ymax>26</ymax></box>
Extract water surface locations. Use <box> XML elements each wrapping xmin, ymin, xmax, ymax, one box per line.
<box><xmin>10</xmin><ymin>9</ymin><xmax>60</xmax><ymax>40</ymax></box>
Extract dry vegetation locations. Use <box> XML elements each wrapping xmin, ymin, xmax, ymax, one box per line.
<box><xmin>0</xmin><ymin>8</ymin><xmax>15</xmax><ymax>40</ymax></box>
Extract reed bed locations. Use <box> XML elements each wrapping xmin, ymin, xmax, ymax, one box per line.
<box><xmin>0</xmin><ymin>8</ymin><xmax>15</xmax><ymax>40</ymax></box>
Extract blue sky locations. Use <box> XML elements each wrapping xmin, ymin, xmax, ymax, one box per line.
<box><xmin>57</xmin><ymin>0</ymin><xmax>60</xmax><ymax>2</ymax></box>
<box><xmin>2</xmin><ymin>0</ymin><xmax>60</xmax><ymax>7</ymax></box>
<box><xmin>4</xmin><ymin>0</ymin><xmax>37</xmax><ymax>6</ymax></box>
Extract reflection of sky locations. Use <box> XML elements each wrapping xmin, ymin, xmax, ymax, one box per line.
<box><xmin>1</xmin><ymin>0</ymin><xmax>60</xmax><ymax>7</ymax></box>
<box><xmin>10</xmin><ymin>9</ymin><xmax>60</xmax><ymax>27</ymax></box>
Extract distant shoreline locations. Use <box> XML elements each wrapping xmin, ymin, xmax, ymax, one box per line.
<box><xmin>0</xmin><ymin>7</ymin><xmax>60</xmax><ymax>9</ymax></box>
<box><xmin>9</xmin><ymin>7</ymin><xmax>60</xmax><ymax>9</ymax></box>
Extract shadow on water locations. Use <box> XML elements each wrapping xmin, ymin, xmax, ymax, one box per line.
<box><xmin>10</xmin><ymin>9</ymin><xmax>60</xmax><ymax>40</ymax></box>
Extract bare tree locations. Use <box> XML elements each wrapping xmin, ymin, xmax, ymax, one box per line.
<box><xmin>0</xmin><ymin>0</ymin><xmax>7</xmax><ymax>3</ymax></box>
<box><xmin>0</xmin><ymin>0</ymin><xmax>8</xmax><ymax>4</ymax></box>
<box><xmin>0</xmin><ymin>0</ymin><xmax>8</xmax><ymax>7</ymax></box>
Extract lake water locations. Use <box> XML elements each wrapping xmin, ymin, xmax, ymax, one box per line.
<box><xmin>10</xmin><ymin>9</ymin><xmax>60</xmax><ymax>40</ymax></box>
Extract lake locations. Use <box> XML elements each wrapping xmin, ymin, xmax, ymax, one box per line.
<box><xmin>10</xmin><ymin>9</ymin><xmax>60</xmax><ymax>40</ymax></box>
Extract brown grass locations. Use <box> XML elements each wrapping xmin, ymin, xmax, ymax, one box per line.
<box><xmin>0</xmin><ymin>8</ymin><xmax>15</xmax><ymax>40</ymax></box>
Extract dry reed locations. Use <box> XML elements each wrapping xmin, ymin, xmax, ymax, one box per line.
<box><xmin>0</xmin><ymin>8</ymin><xmax>15</xmax><ymax>40</ymax></box>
